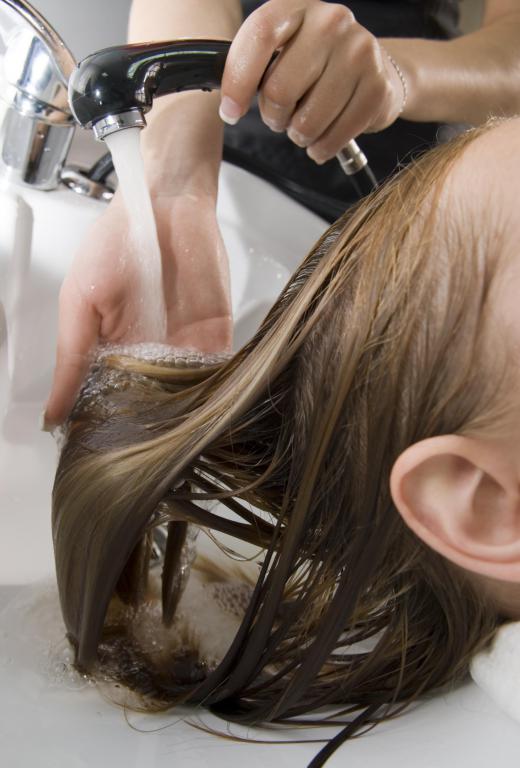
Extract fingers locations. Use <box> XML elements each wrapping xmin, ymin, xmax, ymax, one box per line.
<box><xmin>44</xmin><ymin>277</ymin><xmax>101</xmax><ymax>429</ymax></box>
<box><xmin>257</xmin><ymin>21</ymin><xmax>330</xmax><ymax>133</ymax></box>
<box><xmin>287</xmin><ymin>28</ymin><xmax>385</xmax><ymax>149</ymax></box>
<box><xmin>221</xmin><ymin>0</ymin><xmax>401</xmax><ymax>155</ymax></box>
<box><xmin>259</xmin><ymin>3</ymin><xmax>361</xmax><ymax>134</ymax></box>
<box><xmin>220</xmin><ymin>0</ymin><xmax>306</xmax><ymax>124</ymax></box>
<box><xmin>283</xmin><ymin>59</ymin><xmax>357</xmax><ymax>149</ymax></box>
<box><xmin>306</xmin><ymin>70</ymin><xmax>393</xmax><ymax>163</ymax></box>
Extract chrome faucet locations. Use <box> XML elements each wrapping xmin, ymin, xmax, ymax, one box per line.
<box><xmin>0</xmin><ymin>0</ymin><xmax>76</xmax><ymax>190</ymax></box>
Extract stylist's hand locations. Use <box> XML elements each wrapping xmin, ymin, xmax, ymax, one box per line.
<box><xmin>220</xmin><ymin>0</ymin><xmax>405</xmax><ymax>163</ymax></box>
<box><xmin>44</xmin><ymin>188</ymin><xmax>231</xmax><ymax>428</ymax></box>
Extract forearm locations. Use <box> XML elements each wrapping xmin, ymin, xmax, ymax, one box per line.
<box><xmin>128</xmin><ymin>0</ymin><xmax>242</xmax><ymax>194</ymax></box>
<box><xmin>128</xmin><ymin>0</ymin><xmax>242</xmax><ymax>42</ymax></box>
<box><xmin>383</xmin><ymin>12</ymin><xmax>520</xmax><ymax>125</ymax></box>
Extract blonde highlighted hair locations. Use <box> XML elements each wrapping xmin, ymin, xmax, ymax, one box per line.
<box><xmin>53</xmin><ymin>121</ymin><xmax>507</xmax><ymax>756</ymax></box>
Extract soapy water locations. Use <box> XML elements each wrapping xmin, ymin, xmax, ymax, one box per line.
<box><xmin>95</xmin><ymin>341</ymin><xmax>229</xmax><ymax>366</ymax></box>
<box><xmin>33</xmin><ymin>342</ymin><xmax>250</xmax><ymax>699</ymax></box>
<box><xmin>51</xmin><ymin>342</ymin><xmax>230</xmax><ymax>447</ymax></box>
<box><xmin>0</xmin><ymin>559</ymin><xmax>254</xmax><ymax>702</ymax></box>
<box><xmin>104</xmin><ymin>128</ymin><xmax>166</xmax><ymax>342</ymax></box>
<box><xmin>51</xmin><ymin>341</ymin><xmax>229</xmax><ymax>448</ymax></box>
<box><xmin>0</xmin><ymin>579</ymin><xmax>92</xmax><ymax>691</ymax></box>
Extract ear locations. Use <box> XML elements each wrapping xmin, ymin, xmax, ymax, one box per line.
<box><xmin>390</xmin><ymin>435</ymin><xmax>520</xmax><ymax>582</ymax></box>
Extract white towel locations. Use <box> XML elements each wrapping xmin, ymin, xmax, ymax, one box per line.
<box><xmin>470</xmin><ymin>622</ymin><xmax>520</xmax><ymax>723</ymax></box>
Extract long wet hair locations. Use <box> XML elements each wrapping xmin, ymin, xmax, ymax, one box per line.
<box><xmin>52</xmin><ymin>122</ymin><xmax>507</xmax><ymax>754</ymax></box>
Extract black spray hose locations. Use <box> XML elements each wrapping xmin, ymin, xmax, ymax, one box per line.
<box><xmin>347</xmin><ymin>163</ymin><xmax>378</xmax><ymax>199</ymax></box>
<box><xmin>88</xmin><ymin>152</ymin><xmax>116</xmax><ymax>184</ymax></box>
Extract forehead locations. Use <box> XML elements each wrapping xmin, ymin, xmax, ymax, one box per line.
<box><xmin>436</xmin><ymin>119</ymin><xmax>520</xmax><ymax>283</ymax></box>
<box><xmin>462</xmin><ymin>121</ymin><xmax>520</xmax><ymax>365</ymax></box>
<box><xmin>449</xmin><ymin>119</ymin><xmax>520</xmax><ymax>227</ymax></box>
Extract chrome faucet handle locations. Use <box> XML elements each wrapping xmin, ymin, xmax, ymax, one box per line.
<box><xmin>0</xmin><ymin>0</ymin><xmax>75</xmax><ymax>87</ymax></box>
<box><xmin>0</xmin><ymin>0</ymin><xmax>77</xmax><ymax>189</ymax></box>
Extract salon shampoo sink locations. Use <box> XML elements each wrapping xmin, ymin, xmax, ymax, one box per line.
<box><xmin>2</xmin><ymin>137</ymin><xmax>520</xmax><ymax>768</ymax></box>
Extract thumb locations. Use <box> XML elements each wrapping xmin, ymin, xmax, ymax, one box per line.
<box><xmin>44</xmin><ymin>278</ymin><xmax>100</xmax><ymax>429</ymax></box>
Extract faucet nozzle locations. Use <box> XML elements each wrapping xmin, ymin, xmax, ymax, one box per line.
<box><xmin>91</xmin><ymin>109</ymin><xmax>147</xmax><ymax>142</ymax></box>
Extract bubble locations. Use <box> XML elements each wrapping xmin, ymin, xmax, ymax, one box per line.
<box><xmin>0</xmin><ymin>580</ymin><xmax>91</xmax><ymax>691</ymax></box>
<box><xmin>45</xmin><ymin>636</ymin><xmax>92</xmax><ymax>691</ymax></box>
<box><xmin>53</xmin><ymin>343</ymin><xmax>230</xmax><ymax>432</ymax></box>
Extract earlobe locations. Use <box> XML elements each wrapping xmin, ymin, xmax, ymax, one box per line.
<box><xmin>390</xmin><ymin>435</ymin><xmax>520</xmax><ymax>582</ymax></box>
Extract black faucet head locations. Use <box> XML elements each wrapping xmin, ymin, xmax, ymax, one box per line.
<box><xmin>68</xmin><ymin>40</ymin><xmax>231</xmax><ymax>140</ymax></box>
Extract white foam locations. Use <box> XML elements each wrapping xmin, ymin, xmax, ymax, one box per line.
<box><xmin>0</xmin><ymin>580</ymin><xmax>91</xmax><ymax>690</ymax></box>
<box><xmin>96</xmin><ymin>341</ymin><xmax>230</xmax><ymax>366</ymax></box>
<box><xmin>0</xmin><ymin>553</ymin><xmax>254</xmax><ymax>702</ymax></box>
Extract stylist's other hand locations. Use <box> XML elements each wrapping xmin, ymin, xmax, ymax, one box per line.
<box><xmin>44</xmin><ymin>189</ymin><xmax>231</xmax><ymax>428</ymax></box>
<box><xmin>220</xmin><ymin>0</ymin><xmax>405</xmax><ymax>163</ymax></box>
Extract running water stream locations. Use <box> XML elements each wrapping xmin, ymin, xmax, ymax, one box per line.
<box><xmin>104</xmin><ymin>127</ymin><xmax>166</xmax><ymax>342</ymax></box>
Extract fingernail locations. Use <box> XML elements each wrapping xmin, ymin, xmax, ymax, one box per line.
<box><xmin>219</xmin><ymin>97</ymin><xmax>242</xmax><ymax>125</ymax></box>
<box><xmin>306</xmin><ymin>146</ymin><xmax>328</xmax><ymax>165</ymax></box>
<box><xmin>264</xmin><ymin>117</ymin><xmax>285</xmax><ymax>133</ymax></box>
<box><xmin>263</xmin><ymin>100</ymin><xmax>286</xmax><ymax>132</ymax></box>
<box><xmin>287</xmin><ymin>127</ymin><xmax>309</xmax><ymax>148</ymax></box>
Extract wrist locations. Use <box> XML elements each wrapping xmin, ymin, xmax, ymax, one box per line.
<box><xmin>145</xmin><ymin>150</ymin><xmax>220</xmax><ymax>200</ymax></box>
<box><xmin>379</xmin><ymin>38</ymin><xmax>423</xmax><ymax>121</ymax></box>
<box><xmin>140</xmin><ymin>91</ymin><xmax>223</xmax><ymax>198</ymax></box>
<box><xmin>381</xmin><ymin>48</ymin><xmax>408</xmax><ymax>116</ymax></box>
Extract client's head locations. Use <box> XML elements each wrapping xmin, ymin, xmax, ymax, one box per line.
<box><xmin>52</xmin><ymin>117</ymin><xmax>520</xmax><ymax>736</ymax></box>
